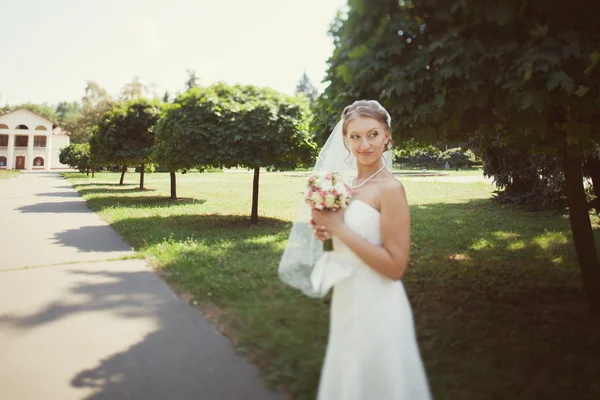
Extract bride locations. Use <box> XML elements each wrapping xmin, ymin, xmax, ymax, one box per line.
<box><xmin>278</xmin><ymin>100</ymin><xmax>432</xmax><ymax>400</ymax></box>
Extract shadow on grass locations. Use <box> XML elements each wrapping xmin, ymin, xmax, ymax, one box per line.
<box><xmin>85</xmin><ymin>196</ymin><xmax>206</xmax><ymax>212</ymax></box>
<box><xmin>109</xmin><ymin>213</ymin><xmax>291</xmax><ymax>250</ymax></box>
<box><xmin>77</xmin><ymin>187</ymin><xmax>157</xmax><ymax>196</ymax></box>
<box><xmin>72</xmin><ymin>182</ymin><xmax>139</xmax><ymax>188</ymax></box>
<box><xmin>404</xmin><ymin>200</ymin><xmax>600</xmax><ymax>400</ymax></box>
<box><xmin>0</xmin><ymin>265</ymin><xmax>285</xmax><ymax>400</ymax></box>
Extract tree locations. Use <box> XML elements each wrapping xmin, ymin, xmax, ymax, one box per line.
<box><xmin>55</xmin><ymin>101</ymin><xmax>81</xmax><ymax>124</ymax></box>
<box><xmin>91</xmin><ymin>98</ymin><xmax>162</xmax><ymax>188</ymax></box>
<box><xmin>59</xmin><ymin>143</ymin><xmax>92</xmax><ymax>175</ymax></box>
<box><xmin>438</xmin><ymin>148</ymin><xmax>478</xmax><ymax>170</ymax></box>
<box><xmin>317</xmin><ymin>0</ymin><xmax>600</xmax><ymax>313</ymax></box>
<box><xmin>154</xmin><ymin>84</ymin><xmax>316</xmax><ymax>216</ymax></box>
<box><xmin>185</xmin><ymin>69</ymin><xmax>199</xmax><ymax>89</ymax></box>
<box><xmin>120</xmin><ymin>76</ymin><xmax>149</xmax><ymax>100</ymax></box>
<box><xmin>395</xmin><ymin>146</ymin><xmax>441</xmax><ymax>168</ymax></box>
<box><xmin>153</xmin><ymin>87</ymin><xmax>223</xmax><ymax>199</ymax></box>
<box><xmin>1</xmin><ymin>103</ymin><xmax>58</xmax><ymax>122</ymax></box>
<box><xmin>296</xmin><ymin>70</ymin><xmax>319</xmax><ymax>105</ymax></box>
<box><xmin>66</xmin><ymin>81</ymin><xmax>115</xmax><ymax>143</ymax></box>
<box><xmin>480</xmin><ymin>143</ymin><xmax>566</xmax><ymax>210</ymax></box>
<box><xmin>215</xmin><ymin>84</ymin><xmax>315</xmax><ymax>223</ymax></box>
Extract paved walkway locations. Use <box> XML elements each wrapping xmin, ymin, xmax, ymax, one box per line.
<box><xmin>0</xmin><ymin>172</ymin><xmax>284</xmax><ymax>400</ymax></box>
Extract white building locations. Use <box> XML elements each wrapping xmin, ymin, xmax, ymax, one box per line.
<box><xmin>0</xmin><ymin>109</ymin><xmax>70</xmax><ymax>170</ymax></box>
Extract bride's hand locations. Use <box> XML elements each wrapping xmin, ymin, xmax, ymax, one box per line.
<box><xmin>311</xmin><ymin>208</ymin><xmax>344</xmax><ymax>240</ymax></box>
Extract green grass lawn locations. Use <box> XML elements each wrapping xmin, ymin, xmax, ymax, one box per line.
<box><xmin>63</xmin><ymin>170</ymin><xmax>600</xmax><ymax>400</ymax></box>
<box><xmin>0</xmin><ymin>169</ymin><xmax>20</xmax><ymax>179</ymax></box>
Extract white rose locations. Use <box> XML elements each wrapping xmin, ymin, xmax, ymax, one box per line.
<box><xmin>311</xmin><ymin>192</ymin><xmax>324</xmax><ymax>206</ymax></box>
<box><xmin>325</xmin><ymin>194</ymin><xmax>335</xmax><ymax>208</ymax></box>
<box><xmin>321</xmin><ymin>180</ymin><xmax>334</xmax><ymax>191</ymax></box>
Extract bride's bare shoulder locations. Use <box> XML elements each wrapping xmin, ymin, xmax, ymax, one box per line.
<box><xmin>381</xmin><ymin>177</ymin><xmax>405</xmax><ymax>194</ymax></box>
<box><xmin>379</xmin><ymin>178</ymin><xmax>408</xmax><ymax>205</ymax></box>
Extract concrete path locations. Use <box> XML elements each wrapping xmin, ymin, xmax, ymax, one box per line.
<box><xmin>0</xmin><ymin>172</ymin><xmax>285</xmax><ymax>400</ymax></box>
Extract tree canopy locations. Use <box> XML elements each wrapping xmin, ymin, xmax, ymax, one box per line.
<box><xmin>0</xmin><ymin>103</ymin><xmax>58</xmax><ymax>122</ymax></box>
<box><xmin>316</xmin><ymin>0</ymin><xmax>600</xmax><ymax>313</ymax></box>
<box><xmin>91</xmin><ymin>98</ymin><xmax>162</xmax><ymax>188</ymax></box>
<box><xmin>155</xmin><ymin>83</ymin><xmax>315</xmax><ymax>220</ymax></box>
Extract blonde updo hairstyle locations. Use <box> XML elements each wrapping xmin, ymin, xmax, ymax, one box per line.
<box><xmin>341</xmin><ymin>100</ymin><xmax>395</xmax><ymax>152</ymax></box>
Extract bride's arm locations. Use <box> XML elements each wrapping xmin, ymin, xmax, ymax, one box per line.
<box><xmin>312</xmin><ymin>181</ymin><xmax>411</xmax><ymax>280</ymax></box>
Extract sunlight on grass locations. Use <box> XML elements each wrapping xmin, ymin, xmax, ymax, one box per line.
<box><xmin>492</xmin><ymin>231</ymin><xmax>520</xmax><ymax>240</ymax></box>
<box><xmin>470</xmin><ymin>238</ymin><xmax>495</xmax><ymax>251</ymax></box>
<box><xmin>507</xmin><ymin>240</ymin><xmax>526</xmax><ymax>251</ymax></box>
<box><xmin>533</xmin><ymin>231</ymin><xmax>570</xmax><ymax>251</ymax></box>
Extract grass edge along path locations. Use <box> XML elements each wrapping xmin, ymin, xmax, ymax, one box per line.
<box><xmin>0</xmin><ymin>169</ymin><xmax>20</xmax><ymax>179</ymax></box>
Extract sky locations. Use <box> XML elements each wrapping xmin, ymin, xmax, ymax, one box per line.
<box><xmin>0</xmin><ymin>0</ymin><xmax>347</xmax><ymax>106</ymax></box>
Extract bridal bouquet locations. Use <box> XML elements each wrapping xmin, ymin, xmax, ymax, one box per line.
<box><xmin>305</xmin><ymin>172</ymin><xmax>352</xmax><ymax>251</ymax></box>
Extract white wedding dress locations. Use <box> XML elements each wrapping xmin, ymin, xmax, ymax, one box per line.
<box><xmin>310</xmin><ymin>200</ymin><xmax>432</xmax><ymax>400</ymax></box>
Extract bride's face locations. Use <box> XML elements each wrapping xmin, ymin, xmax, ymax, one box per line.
<box><xmin>345</xmin><ymin>116</ymin><xmax>389</xmax><ymax>165</ymax></box>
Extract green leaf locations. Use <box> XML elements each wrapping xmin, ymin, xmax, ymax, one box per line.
<box><xmin>546</xmin><ymin>71</ymin><xmax>574</xmax><ymax>93</ymax></box>
<box><xmin>575</xmin><ymin>85</ymin><xmax>590</xmax><ymax>97</ymax></box>
<box><xmin>584</xmin><ymin>50</ymin><xmax>600</xmax><ymax>75</ymax></box>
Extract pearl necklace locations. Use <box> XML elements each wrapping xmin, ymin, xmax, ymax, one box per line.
<box><xmin>351</xmin><ymin>165</ymin><xmax>386</xmax><ymax>189</ymax></box>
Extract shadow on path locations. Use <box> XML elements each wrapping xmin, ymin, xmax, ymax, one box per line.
<box><xmin>17</xmin><ymin>200</ymin><xmax>90</xmax><ymax>214</ymax></box>
<box><xmin>0</xmin><ymin>266</ymin><xmax>285</xmax><ymax>400</ymax></box>
<box><xmin>53</xmin><ymin>225</ymin><xmax>133</xmax><ymax>253</ymax></box>
<box><xmin>36</xmin><ymin>191</ymin><xmax>81</xmax><ymax>198</ymax></box>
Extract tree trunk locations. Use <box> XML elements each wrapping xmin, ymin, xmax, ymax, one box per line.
<box><xmin>92</xmin><ymin>169</ymin><xmax>95</xmax><ymax>178</ymax></box>
<box><xmin>563</xmin><ymin>147</ymin><xmax>600</xmax><ymax>315</ymax></box>
<box><xmin>250</xmin><ymin>167</ymin><xmax>260</xmax><ymax>224</ymax></box>
<box><xmin>86</xmin><ymin>169</ymin><xmax>89</xmax><ymax>177</ymax></box>
<box><xmin>120</xmin><ymin>165</ymin><xmax>127</xmax><ymax>185</ymax></box>
<box><xmin>140</xmin><ymin>163</ymin><xmax>145</xmax><ymax>190</ymax></box>
<box><xmin>170</xmin><ymin>171</ymin><xmax>177</xmax><ymax>199</ymax></box>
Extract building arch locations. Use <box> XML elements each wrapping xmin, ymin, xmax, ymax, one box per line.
<box><xmin>16</xmin><ymin>124</ymin><xmax>29</xmax><ymax>130</ymax></box>
<box><xmin>0</xmin><ymin>124</ymin><xmax>8</xmax><ymax>129</ymax></box>
<box><xmin>35</xmin><ymin>125</ymin><xmax>48</xmax><ymax>131</ymax></box>
<box><xmin>33</xmin><ymin>157</ymin><xmax>44</xmax><ymax>167</ymax></box>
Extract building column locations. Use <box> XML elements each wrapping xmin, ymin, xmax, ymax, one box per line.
<box><xmin>6</xmin><ymin>134</ymin><xmax>15</xmax><ymax>169</ymax></box>
<box><xmin>26</xmin><ymin>134</ymin><xmax>34</xmax><ymax>170</ymax></box>
<box><xmin>45</xmin><ymin>133</ymin><xmax>52</xmax><ymax>170</ymax></box>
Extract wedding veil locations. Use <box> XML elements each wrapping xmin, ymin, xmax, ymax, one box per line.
<box><xmin>277</xmin><ymin>100</ymin><xmax>393</xmax><ymax>297</ymax></box>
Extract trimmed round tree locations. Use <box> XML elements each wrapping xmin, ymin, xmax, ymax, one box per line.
<box><xmin>59</xmin><ymin>143</ymin><xmax>91</xmax><ymax>174</ymax></box>
<box><xmin>214</xmin><ymin>84</ymin><xmax>315</xmax><ymax>223</ymax></box>
<box><xmin>90</xmin><ymin>98</ymin><xmax>162</xmax><ymax>188</ymax></box>
<box><xmin>153</xmin><ymin>88</ymin><xmax>224</xmax><ymax>199</ymax></box>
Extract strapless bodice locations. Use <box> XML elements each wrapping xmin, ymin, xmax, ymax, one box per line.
<box><xmin>310</xmin><ymin>200</ymin><xmax>383</xmax><ymax>295</ymax></box>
